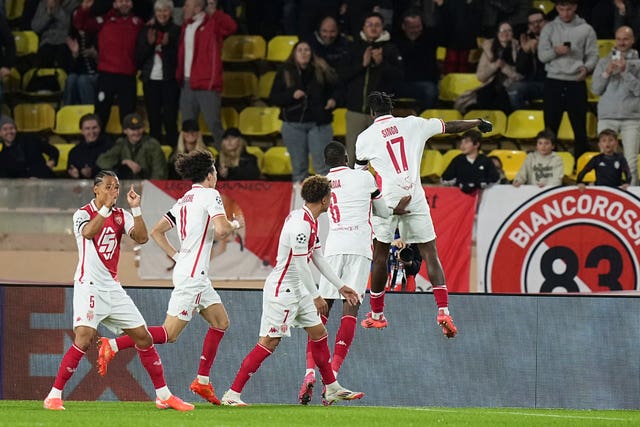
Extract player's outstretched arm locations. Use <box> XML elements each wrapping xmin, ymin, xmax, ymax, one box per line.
<box><xmin>444</xmin><ymin>119</ymin><xmax>492</xmax><ymax>134</ymax></box>
<box><xmin>150</xmin><ymin>217</ymin><xmax>178</xmax><ymax>260</ymax></box>
<box><xmin>311</xmin><ymin>252</ymin><xmax>359</xmax><ymax>306</ymax></box>
<box><xmin>127</xmin><ymin>185</ymin><xmax>149</xmax><ymax>244</ymax></box>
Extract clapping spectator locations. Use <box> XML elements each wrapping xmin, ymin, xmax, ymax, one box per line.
<box><xmin>64</xmin><ymin>5</ymin><xmax>99</xmax><ymax>105</ymax></box>
<box><xmin>168</xmin><ymin>118</ymin><xmax>208</xmax><ymax>179</ymax></box>
<box><xmin>67</xmin><ymin>113</ymin><xmax>112</xmax><ymax>178</ymax></box>
<box><xmin>214</xmin><ymin>127</ymin><xmax>260</xmax><ymax>181</ymax></box>
<box><xmin>0</xmin><ymin>115</ymin><xmax>59</xmax><ymax>178</ymax></box>
<box><xmin>577</xmin><ymin>129</ymin><xmax>630</xmax><ymax>190</ymax></box>
<box><xmin>512</xmin><ymin>130</ymin><xmax>564</xmax><ymax>187</ymax></box>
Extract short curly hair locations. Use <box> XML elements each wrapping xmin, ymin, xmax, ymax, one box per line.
<box><xmin>367</xmin><ymin>91</ymin><xmax>394</xmax><ymax>115</ymax></box>
<box><xmin>175</xmin><ymin>150</ymin><xmax>215</xmax><ymax>182</ymax></box>
<box><xmin>300</xmin><ymin>175</ymin><xmax>331</xmax><ymax>204</ymax></box>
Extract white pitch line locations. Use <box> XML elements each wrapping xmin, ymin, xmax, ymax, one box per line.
<box><xmin>412</xmin><ymin>407</ymin><xmax>630</xmax><ymax>422</ymax></box>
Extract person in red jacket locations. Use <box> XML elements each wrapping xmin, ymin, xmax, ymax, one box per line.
<box><xmin>177</xmin><ymin>0</ymin><xmax>237</xmax><ymax>149</ymax></box>
<box><xmin>73</xmin><ymin>0</ymin><xmax>144</xmax><ymax>130</ymax></box>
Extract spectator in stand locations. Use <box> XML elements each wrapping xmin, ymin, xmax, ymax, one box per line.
<box><xmin>441</xmin><ymin>130</ymin><xmax>500</xmax><ymax>194</ymax></box>
<box><xmin>67</xmin><ymin>113</ymin><xmax>113</xmax><ymax>179</ymax></box>
<box><xmin>488</xmin><ymin>155</ymin><xmax>510</xmax><ymax>184</ymax></box>
<box><xmin>591</xmin><ymin>25</ymin><xmax>640</xmax><ymax>186</ymax></box>
<box><xmin>177</xmin><ymin>0</ymin><xmax>237</xmax><ymax>149</ymax></box>
<box><xmin>433</xmin><ymin>0</ymin><xmax>482</xmax><ymax>74</ymax></box>
<box><xmin>96</xmin><ymin>112</ymin><xmax>167</xmax><ymax>179</ymax></box>
<box><xmin>307</xmin><ymin>15</ymin><xmax>351</xmax><ymax>71</ymax></box>
<box><xmin>73</xmin><ymin>0</ymin><xmax>144</xmax><ymax>129</ymax></box>
<box><xmin>269</xmin><ymin>40</ymin><xmax>338</xmax><ymax>183</ymax></box>
<box><xmin>137</xmin><ymin>0</ymin><xmax>181</xmax><ymax>147</ymax></box>
<box><xmin>0</xmin><ymin>115</ymin><xmax>59</xmax><ymax>178</ymax></box>
<box><xmin>509</xmin><ymin>8</ymin><xmax>547</xmax><ymax>110</ymax></box>
<box><xmin>577</xmin><ymin>128</ymin><xmax>631</xmax><ymax>190</ymax></box>
<box><xmin>214</xmin><ymin>128</ymin><xmax>260</xmax><ymax>181</ymax></box>
<box><xmin>64</xmin><ymin>5</ymin><xmax>99</xmax><ymax>106</ymax></box>
<box><xmin>31</xmin><ymin>0</ymin><xmax>75</xmax><ymax>69</ymax></box>
<box><xmin>394</xmin><ymin>9</ymin><xmax>439</xmax><ymax>111</ymax></box>
<box><xmin>340</xmin><ymin>12</ymin><xmax>403</xmax><ymax>167</ymax></box>
<box><xmin>295</xmin><ymin>0</ymin><xmax>342</xmax><ymax>41</ymax></box>
<box><xmin>0</xmin><ymin>14</ymin><xmax>16</xmax><ymax>109</ymax></box>
<box><xmin>512</xmin><ymin>129</ymin><xmax>564</xmax><ymax>187</ymax></box>
<box><xmin>167</xmin><ymin>119</ymin><xmax>208</xmax><ymax>179</ymax></box>
<box><xmin>538</xmin><ymin>0</ymin><xmax>598</xmax><ymax>162</ymax></box>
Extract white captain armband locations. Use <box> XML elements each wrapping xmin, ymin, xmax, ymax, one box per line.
<box><xmin>98</xmin><ymin>206</ymin><xmax>112</xmax><ymax>218</ymax></box>
<box><xmin>131</xmin><ymin>207</ymin><xmax>142</xmax><ymax>217</ymax></box>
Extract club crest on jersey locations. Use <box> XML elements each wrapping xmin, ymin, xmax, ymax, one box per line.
<box><xmin>296</xmin><ymin>233</ymin><xmax>307</xmax><ymax>244</ymax></box>
<box><xmin>484</xmin><ymin>187</ymin><xmax>640</xmax><ymax>293</ymax></box>
<box><xmin>280</xmin><ymin>324</ymin><xmax>288</xmax><ymax>333</ymax></box>
<box><xmin>86</xmin><ymin>310</ymin><xmax>95</xmax><ymax>321</ymax></box>
<box><xmin>114</xmin><ymin>215</ymin><xmax>122</xmax><ymax>225</ymax></box>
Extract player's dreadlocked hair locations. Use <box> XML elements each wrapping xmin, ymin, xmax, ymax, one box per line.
<box><xmin>324</xmin><ymin>141</ymin><xmax>347</xmax><ymax>168</ymax></box>
<box><xmin>94</xmin><ymin>170</ymin><xmax>117</xmax><ymax>186</ymax></box>
<box><xmin>367</xmin><ymin>91</ymin><xmax>394</xmax><ymax>116</ymax></box>
<box><xmin>301</xmin><ymin>175</ymin><xmax>331</xmax><ymax>204</ymax></box>
<box><xmin>175</xmin><ymin>150</ymin><xmax>215</xmax><ymax>183</ymax></box>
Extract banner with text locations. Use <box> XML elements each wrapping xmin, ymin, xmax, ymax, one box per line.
<box><xmin>477</xmin><ymin>185</ymin><xmax>640</xmax><ymax>293</ymax></box>
<box><xmin>139</xmin><ymin>180</ymin><xmax>294</xmax><ymax>280</ymax></box>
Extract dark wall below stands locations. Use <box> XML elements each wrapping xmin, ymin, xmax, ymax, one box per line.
<box><xmin>2</xmin><ymin>286</ymin><xmax>638</xmax><ymax>409</ymax></box>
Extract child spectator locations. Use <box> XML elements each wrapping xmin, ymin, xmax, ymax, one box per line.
<box><xmin>577</xmin><ymin>129</ymin><xmax>631</xmax><ymax>191</ymax></box>
<box><xmin>512</xmin><ymin>130</ymin><xmax>564</xmax><ymax>187</ymax></box>
<box><xmin>488</xmin><ymin>155</ymin><xmax>509</xmax><ymax>184</ymax></box>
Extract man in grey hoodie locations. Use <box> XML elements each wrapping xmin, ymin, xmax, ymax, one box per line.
<box><xmin>538</xmin><ymin>0</ymin><xmax>598</xmax><ymax>163</ymax></box>
<box><xmin>591</xmin><ymin>26</ymin><xmax>640</xmax><ymax>185</ymax></box>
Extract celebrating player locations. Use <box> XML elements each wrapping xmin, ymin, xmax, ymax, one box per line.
<box><xmin>221</xmin><ymin>176</ymin><xmax>364</xmax><ymax>406</ymax></box>
<box><xmin>44</xmin><ymin>171</ymin><xmax>193</xmax><ymax>411</ymax></box>
<box><xmin>298</xmin><ymin>141</ymin><xmax>410</xmax><ymax>404</ymax></box>
<box><xmin>355</xmin><ymin>91</ymin><xmax>492</xmax><ymax>336</ymax></box>
<box><xmin>97</xmin><ymin>150</ymin><xmax>243</xmax><ymax>406</ymax></box>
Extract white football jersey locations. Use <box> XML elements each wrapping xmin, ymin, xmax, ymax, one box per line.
<box><xmin>73</xmin><ymin>200</ymin><xmax>135</xmax><ymax>288</ymax></box>
<box><xmin>264</xmin><ymin>206</ymin><xmax>321</xmax><ymax>298</ymax></box>
<box><xmin>163</xmin><ymin>184</ymin><xmax>226</xmax><ymax>279</ymax></box>
<box><xmin>324</xmin><ymin>166</ymin><xmax>378</xmax><ymax>259</ymax></box>
<box><xmin>356</xmin><ymin>114</ymin><xmax>444</xmax><ymax>213</ymax></box>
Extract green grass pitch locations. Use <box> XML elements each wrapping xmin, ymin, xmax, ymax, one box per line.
<box><xmin>1</xmin><ymin>401</ymin><xmax>639</xmax><ymax>427</ymax></box>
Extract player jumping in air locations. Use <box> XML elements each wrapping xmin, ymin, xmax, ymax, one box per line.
<box><xmin>355</xmin><ymin>91</ymin><xmax>492</xmax><ymax>336</ymax></box>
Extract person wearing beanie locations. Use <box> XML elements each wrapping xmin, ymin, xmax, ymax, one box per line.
<box><xmin>0</xmin><ymin>115</ymin><xmax>59</xmax><ymax>178</ymax></box>
<box><xmin>214</xmin><ymin>127</ymin><xmax>260</xmax><ymax>181</ymax></box>
<box><xmin>96</xmin><ymin>113</ymin><xmax>167</xmax><ymax>179</ymax></box>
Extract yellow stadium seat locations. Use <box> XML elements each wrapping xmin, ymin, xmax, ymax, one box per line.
<box><xmin>576</xmin><ymin>151</ymin><xmax>599</xmax><ymax>183</ymax></box>
<box><xmin>222</xmin><ymin>71</ymin><xmax>258</xmax><ymax>99</ymax></box>
<box><xmin>1</xmin><ymin>68</ymin><xmax>20</xmax><ymax>94</ymax></box>
<box><xmin>238</xmin><ymin>106</ymin><xmax>282</xmax><ymax>136</ymax></box>
<box><xmin>106</xmin><ymin>105</ymin><xmax>122</xmax><ymax>134</ymax></box>
<box><xmin>504</xmin><ymin>110</ymin><xmax>545</xmax><ymax>140</ymax></box>
<box><xmin>13</xmin><ymin>103</ymin><xmax>55</xmax><ymax>132</ymax></box>
<box><xmin>258</xmin><ymin>71</ymin><xmax>276</xmax><ymax>99</ymax></box>
<box><xmin>557</xmin><ymin>111</ymin><xmax>598</xmax><ymax>140</ymax></box>
<box><xmin>12</xmin><ymin>31</ymin><xmax>38</xmax><ymax>56</ymax></box>
<box><xmin>488</xmin><ymin>149</ymin><xmax>527</xmax><ymax>181</ymax></box>
<box><xmin>597</xmin><ymin>39</ymin><xmax>615</xmax><ymax>58</ymax></box>
<box><xmin>442</xmin><ymin>148</ymin><xmax>462</xmax><ymax>171</ymax></box>
<box><xmin>555</xmin><ymin>150</ymin><xmax>575</xmax><ymax>177</ymax></box>
<box><xmin>262</xmin><ymin>146</ymin><xmax>292</xmax><ymax>175</ymax></box>
<box><xmin>221</xmin><ymin>107</ymin><xmax>239</xmax><ymax>130</ymax></box>
<box><xmin>438</xmin><ymin>73</ymin><xmax>482</xmax><ymax>102</ymax></box>
<box><xmin>245</xmin><ymin>145</ymin><xmax>264</xmax><ymax>171</ymax></box>
<box><xmin>136</xmin><ymin>74</ymin><xmax>144</xmax><ymax>98</ymax></box>
<box><xmin>6</xmin><ymin>0</ymin><xmax>26</xmax><ymax>20</ymax></box>
<box><xmin>207</xmin><ymin>146</ymin><xmax>219</xmax><ymax>159</ymax></box>
<box><xmin>464</xmin><ymin>109</ymin><xmax>508</xmax><ymax>139</ymax></box>
<box><xmin>222</xmin><ymin>35</ymin><xmax>267</xmax><ymax>62</ymax></box>
<box><xmin>50</xmin><ymin>143</ymin><xmax>75</xmax><ymax>173</ymax></box>
<box><xmin>160</xmin><ymin>145</ymin><xmax>172</xmax><ymax>160</ymax></box>
<box><xmin>332</xmin><ymin>108</ymin><xmax>347</xmax><ymax>138</ymax></box>
<box><xmin>420</xmin><ymin>149</ymin><xmax>444</xmax><ymax>179</ymax></box>
<box><xmin>267</xmin><ymin>35</ymin><xmax>298</xmax><ymax>62</ymax></box>
<box><xmin>420</xmin><ymin>109</ymin><xmax>462</xmax><ymax>137</ymax></box>
<box><xmin>54</xmin><ymin>104</ymin><xmax>95</xmax><ymax>135</ymax></box>
<box><xmin>586</xmin><ymin>75</ymin><xmax>599</xmax><ymax>103</ymax></box>
<box><xmin>532</xmin><ymin>0</ymin><xmax>555</xmax><ymax>14</ymax></box>
<box><xmin>436</xmin><ymin>46</ymin><xmax>446</xmax><ymax>62</ymax></box>
<box><xmin>21</xmin><ymin>68</ymin><xmax>67</xmax><ymax>94</ymax></box>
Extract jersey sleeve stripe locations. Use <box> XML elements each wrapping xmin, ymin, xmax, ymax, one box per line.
<box><xmin>164</xmin><ymin>211</ymin><xmax>176</xmax><ymax>227</ymax></box>
<box><xmin>211</xmin><ymin>213</ymin><xmax>225</xmax><ymax>219</ymax></box>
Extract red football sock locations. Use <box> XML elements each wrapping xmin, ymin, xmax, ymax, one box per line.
<box><xmin>230</xmin><ymin>344</ymin><xmax>272</xmax><ymax>393</ymax></box>
<box><xmin>136</xmin><ymin>344</ymin><xmax>166</xmax><ymax>389</ymax></box>
<box><xmin>369</xmin><ymin>290</ymin><xmax>385</xmax><ymax>314</ymax></box>
<box><xmin>331</xmin><ymin>315</ymin><xmax>356</xmax><ymax>374</ymax></box>
<box><xmin>197</xmin><ymin>327</ymin><xmax>225</xmax><ymax>377</ymax></box>
<box><xmin>305</xmin><ymin>314</ymin><xmax>328</xmax><ymax>370</ymax></box>
<box><xmin>310</xmin><ymin>335</ymin><xmax>336</xmax><ymax>385</ymax></box>
<box><xmin>53</xmin><ymin>344</ymin><xmax>85</xmax><ymax>390</ymax></box>
<box><xmin>116</xmin><ymin>326</ymin><xmax>167</xmax><ymax>350</ymax></box>
<box><xmin>432</xmin><ymin>285</ymin><xmax>448</xmax><ymax>309</ymax></box>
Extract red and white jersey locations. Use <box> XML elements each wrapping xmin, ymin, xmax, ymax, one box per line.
<box><xmin>163</xmin><ymin>184</ymin><xmax>226</xmax><ymax>279</ymax></box>
<box><xmin>356</xmin><ymin>114</ymin><xmax>444</xmax><ymax>213</ymax></box>
<box><xmin>73</xmin><ymin>200</ymin><xmax>134</xmax><ymax>287</ymax></box>
<box><xmin>264</xmin><ymin>206</ymin><xmax>321</xmax><ymax>297</ymax></box>
<box><xmin>324</xmin><ymin>166</ymin><xmax>378</xmax><ymax>259</ymax></box>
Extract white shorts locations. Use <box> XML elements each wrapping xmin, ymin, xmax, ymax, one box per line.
<box><xmin>318</xmin><ymin>254</ymin><xmax>371</xmax><ymax>302</ymax></box>
<box><xmin>73</xmin><ymin>283</ymin><xmax>146</xmax><ymax>335</ymax></box>
<box><xmin>371</xmin><ymin>212</ymin><xmax>436</xmax><ymax>244</ymax></box>
<box><xmin>167</xmin><ymin>276</ymin><xmax>222</xmax><ymax>321</ymax></box>
<box><xmin>259</xmin><ymin>291</ymin><xmax>321</xmax><ymax>338</ymax></box>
